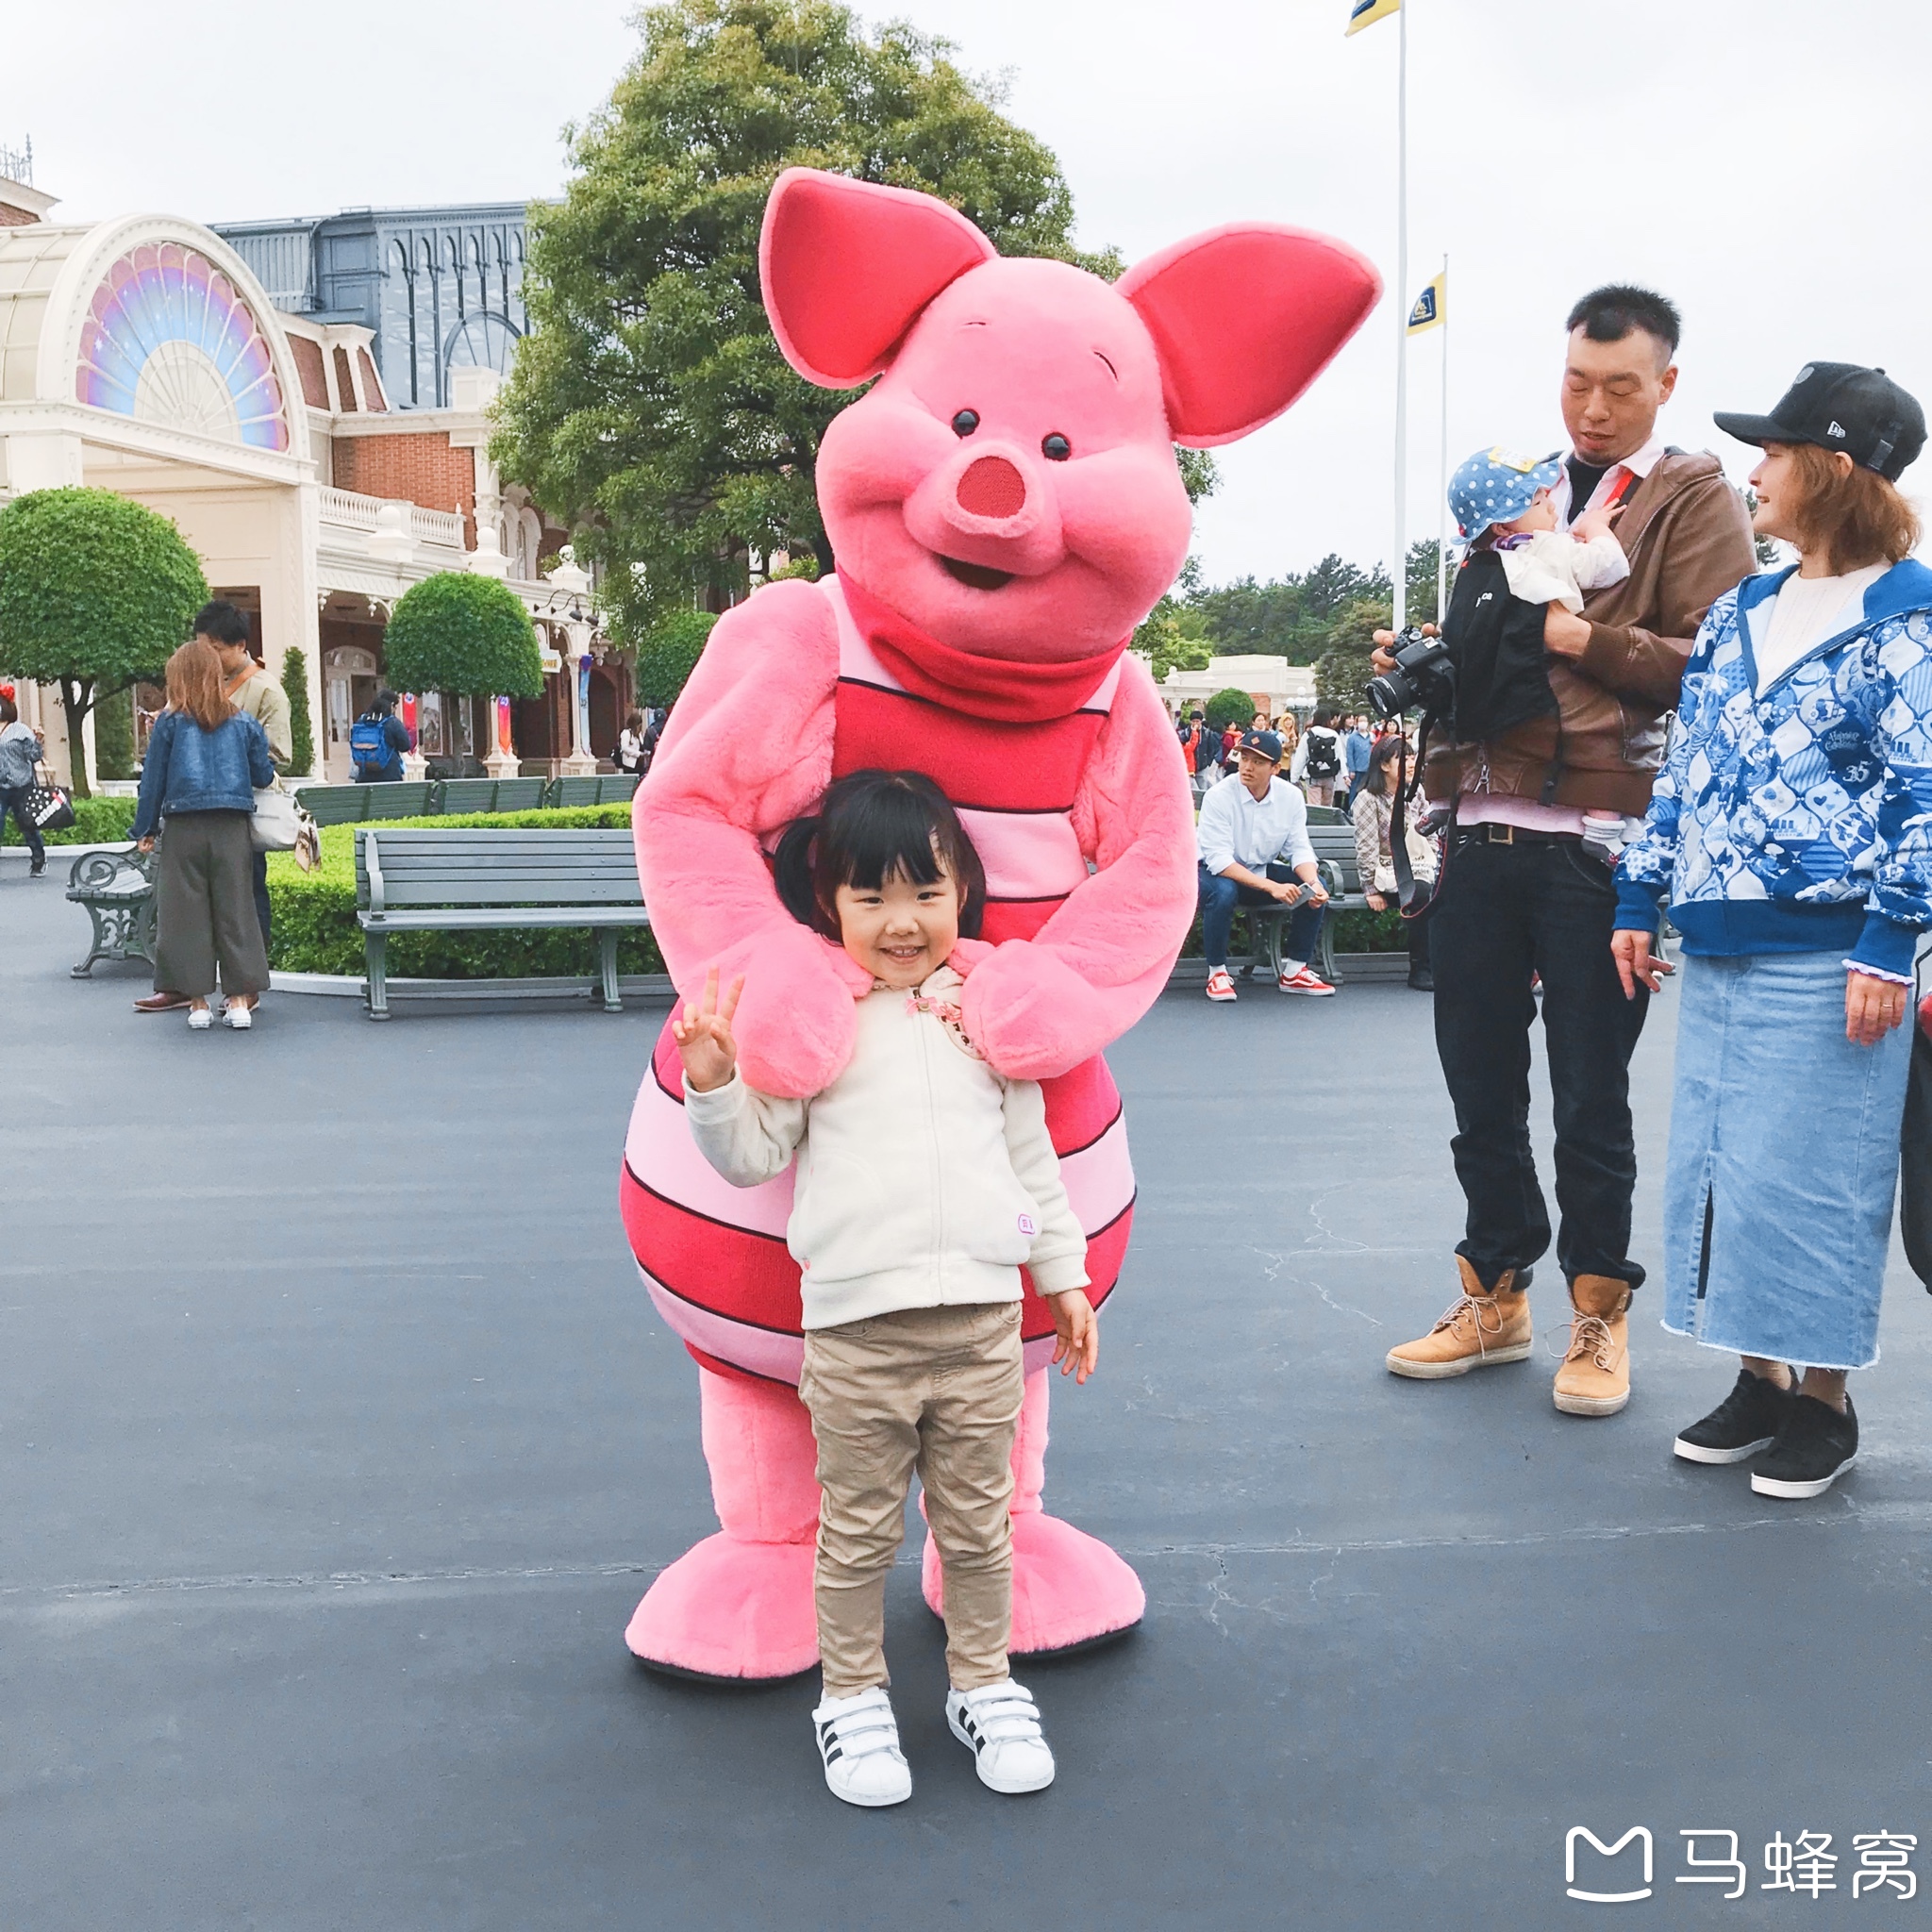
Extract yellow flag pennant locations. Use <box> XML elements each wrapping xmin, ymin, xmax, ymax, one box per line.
<box><xmin>1407</xmin><ymin>270</ymin><xmax>1446</xmax><ymax>333</ymax></box>
<box><xmin>1346</xmin><ymin>0</ymin><xmax>1400</xmax><ymax>35</ymax></box>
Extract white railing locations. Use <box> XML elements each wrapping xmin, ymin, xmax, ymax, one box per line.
<box><xmin>319</xmin><ymin>487</ymin><xmax>379</xmax><ymax>532</ymax></box>
<box><xmin>319</xmin><ymin>489</ymin><xmax>467</xmax><ymax>554</ymax></box>
<box><xmin>409</xmin><ymin>507</ymin><xmax>466</xmax><ymax>548</ymax></box>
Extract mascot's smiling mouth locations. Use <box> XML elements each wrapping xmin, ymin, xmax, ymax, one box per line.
<box><xmin>939</xmin><ymin>555</ymin><xmax>1016</xmax><ymax>591</ymax></box>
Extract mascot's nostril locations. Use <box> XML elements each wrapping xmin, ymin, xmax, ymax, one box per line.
<box><xmin>956</xmin><ymin>455</ymin><xmax>1027</xmax><ymax>520</ymax></box>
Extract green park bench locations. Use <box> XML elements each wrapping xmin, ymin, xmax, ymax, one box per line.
<box><xmin>546</xmin><ymin>773</ymin><xmax>641</xmax><ymax>808</ymax></box>
<box><xmin>294</xmin><ymin>782</ymin><xmax>375</xmax><ymax>825</ymax></box>
<box><xmin>354</xmin><ymin>825</ymin><xmax>651</xmax><ymax>1020</ymax></box>
<box><xmin>1232</xmin><ymin>808</ymin><xmax>1371</xmax><ymax>988</ymax></box>
<box><xmin>436</xmin><ymin>775</ymin><xmax>549</xmax><ymax>815</ymax></box>
<box><xmin>65</xmin><ymin>844</ymin><xmax>158</xmax><ymax>978</ymax></box>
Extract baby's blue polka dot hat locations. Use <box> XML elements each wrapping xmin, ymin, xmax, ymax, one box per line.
<box><xmin>1449</xmin><ymin>446</ymin><xmax>1564</xmax><ymax>544</ymax></box>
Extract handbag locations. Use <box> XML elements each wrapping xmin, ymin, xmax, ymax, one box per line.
<box><xmin>22</xmin><ymin>769</ymin><xmax>75</xmax><ymax>832</ymax></box>
<box><xmin>251</xmin><ymin>781</ymin><xmax>302</xmax><ymax>853</ymax></box>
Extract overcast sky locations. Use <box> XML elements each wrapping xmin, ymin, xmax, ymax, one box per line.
<box><xmin>8</xmin><ymin>1</ymin><xmax>1924</xmax><ymax>591</ymax></box>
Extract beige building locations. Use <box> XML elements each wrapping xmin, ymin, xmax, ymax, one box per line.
<box><xmin>1156</xmin><ymin>653</ymin><xmax>1318</xmax><ymax>722</ymax></box>
<box><xmin>0</xmin><ymin>170</ymin><xmax>625</xmax><ymax>789</ymax></box>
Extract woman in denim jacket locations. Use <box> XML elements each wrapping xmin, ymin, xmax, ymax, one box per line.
<box><xmin>131</xmin><ymin>639</ymin><xmax>275</xmax><ymax>1030</ymax></box>
<box><xmin>1613</xmin><ymin>363</ymin><xmax>1932</xmax><ymax>1499</ymax></box>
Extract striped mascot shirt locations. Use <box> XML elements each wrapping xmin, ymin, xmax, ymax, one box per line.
<box><xmin>621</xmin><ymin>575</ymin><xmax>1138</xmax><ymax>1386</ymax></box>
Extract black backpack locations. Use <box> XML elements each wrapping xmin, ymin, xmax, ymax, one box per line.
<box><xmin>1304</xmin><ymin>729</ymin><xmax>1341</xmax><ymax>780</ymax></box>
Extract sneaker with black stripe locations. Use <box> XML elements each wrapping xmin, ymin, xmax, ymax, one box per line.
<box><xmin>946</xmin><ymin>1679</ymin><xmax>1055</xmax><ymax>1794</ymax></box>
<box><xmin>1673</xmin><ymin>1367</ymin><xmax>1793</xmax><ymax>1465</ymax></box>
<box><xmin>812</xmin><ymin>1686</ymin><xmax>911</xmax><ymax>1807</ymax></box>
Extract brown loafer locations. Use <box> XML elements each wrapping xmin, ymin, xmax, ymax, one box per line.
<box><xmin>134</xmin><ymin>991</ymin><xmax>192</xmax><ymax>1013</ymax></box>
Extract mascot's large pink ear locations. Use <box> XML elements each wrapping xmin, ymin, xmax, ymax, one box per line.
<box><xmin>1118</xmin><ymin>226</ymin><xmax>1382</xmax><ymax>448</ymax></box>
<box><xmin>761</xmin><ymin>167</ymin><xmax>998</xmax><ymax>389</ymax></box>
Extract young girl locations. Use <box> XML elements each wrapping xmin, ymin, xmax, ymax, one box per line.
<box><xmin>673</xmin><ymin>770</ymin><xmax>1098</xmax><ymax>1808</ymax></box>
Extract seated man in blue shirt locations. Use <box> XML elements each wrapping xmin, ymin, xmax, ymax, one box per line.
<box><xmin>1196</xmin><ymin>728</ymin><xmax>1334</xmax><ymax>1002</ymax></box>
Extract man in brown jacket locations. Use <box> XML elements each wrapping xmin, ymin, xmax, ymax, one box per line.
<box><xmin>1377</xmin><ymin>286</ymin><xmax>1757</xmax><ymax>1416</ymax></box>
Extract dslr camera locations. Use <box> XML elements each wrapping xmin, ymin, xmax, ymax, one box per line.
<box><xmin>1367</xmin><ymin>625</ymin><xmax>1456</xmax><ymax>722</ymax></box>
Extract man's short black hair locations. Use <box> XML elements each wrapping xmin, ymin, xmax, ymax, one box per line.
<box><xmin>192</xmin><ymin>599</ymin><xmax>251</xmax><ymax>648</ymax></box>
<box><xmin>1565</xmin><ymin>284</ymin><xmax>1681</xmax><ymax>360</ymax></box>
<box><xmin>373</xmin><ymin>689</ymin><xmax>399</xmax><ymax>713</ymax></box>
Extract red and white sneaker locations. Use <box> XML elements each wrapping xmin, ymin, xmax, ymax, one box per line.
<box><xmin>1277</xmin><ymin>966</ymin><xmax>1336</xmax><ymax>997</ymax></box>
<box><xmin>1205</xmin><ymin>967</ymin><xmax>1238</xmax><ymax>1002</ymax></box>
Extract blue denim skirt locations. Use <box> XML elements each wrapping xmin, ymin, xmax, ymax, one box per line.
<box><xmin>1661</xmin><ymin>951</ymin><xmax>1909</xmax><ymax>1370</ymax></box>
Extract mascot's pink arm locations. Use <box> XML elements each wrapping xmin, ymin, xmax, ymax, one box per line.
<box><xmin>632</xmin><ymin>583</ymin><xmax>871</xmax><ymax>1099</ymax></box>
<box><xmin>961</xmin><ymin>659</ymin><xmax>1198</xmax><ymax>1081</ymax></box>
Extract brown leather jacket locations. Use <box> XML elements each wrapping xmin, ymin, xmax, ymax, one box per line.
<box><xmin>1424</xmin><ymin>450</ymin><xmax>1757</xmax><ymax>815</ymax></box>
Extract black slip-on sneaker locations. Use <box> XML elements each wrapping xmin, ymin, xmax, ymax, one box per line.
<box><xmin>1674</xmin><ymin>1368</ymin><xmax>1793</xmax><ymax>1465</ymax></box>
<box><xmin>1751</xmin><ymin>1391</ymin><xmax>1858</xmax><ymax>1498</ymax></box>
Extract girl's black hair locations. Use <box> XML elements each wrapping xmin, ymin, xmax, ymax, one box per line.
<box><xmin>1364</xmin><ymin>731</ymin><xmax>1407</xmax><ymax>795</ymax></box>
<box><xmin>774</xmin><ymin>770</ymin><xmax>986</xmax><ymax>941</ymax></box>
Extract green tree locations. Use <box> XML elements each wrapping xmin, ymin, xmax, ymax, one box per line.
<box><xmin>1204</xmin><ymin>686</ymin><xmax>1255</xmax><ymax>733</ymax></box>
<box><xmin>281</xmin><ymin>645</ymin><xmax>316</xmax><ymax>776</ymax></box>
<box><xmin>381</xmin><ymin>574</ymin><xmax>545</xmax><ymax>704</ymax></box>
<box><xmin>634</xmin><ymin>608</ymin><xmax>720</xmax><ymax>707</ymax></box>
<box><xmin>492</xmin><ymin>0</ymin><xmax>1120</xmax><ymax>641</ymax></box>
<box><xmin>92</xmin><ymin>684</ymin><xmax>135</xmax><ymax>782</ymax></box>
<box><xmin>0</xmin><ymin>486</ymin><xmax>208</xmax><ymax>797</ymax></box>
<box><xmin>1313</xmin><ymin>593</ymin><xmax>1393</xmax><ymax>714</ymax></box>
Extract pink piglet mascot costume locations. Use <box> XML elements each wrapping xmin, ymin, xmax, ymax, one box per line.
<box><xmin>622</xmin><ymin>167</ymin><xmax>1378</xmax><ymax>1678</ymax></box>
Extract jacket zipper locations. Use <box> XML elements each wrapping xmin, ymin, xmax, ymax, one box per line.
<box><xmin>918</xmin><ymin>1003</ymin><xmax>944</xmax><ymax>1297</ymax></box>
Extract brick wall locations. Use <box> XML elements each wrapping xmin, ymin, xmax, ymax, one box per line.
<box><xmin>333</xmin><ymin>431</ymin><xmax>477</xmax><ymax>547</ymax></box>
<box><xmin>0</xmin><ymin>201</ymin><xmax>39</xmax><ymax>227</ymax></box>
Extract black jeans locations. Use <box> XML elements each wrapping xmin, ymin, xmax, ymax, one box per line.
<box><xmin>1</xmin><ymin>785</ymin><xmax>46</xmax><ymax>864</ymax></box>
<box><xmin>1429</xmin><ymin>832</ymin><xmax>1648</xmax><ymax>1291</ymax></box>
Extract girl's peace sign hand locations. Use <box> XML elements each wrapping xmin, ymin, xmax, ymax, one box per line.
<box><xmin>672</xmin><ymin>966</ymin><xmax>745</xmax><ymax>1093</ymax></box>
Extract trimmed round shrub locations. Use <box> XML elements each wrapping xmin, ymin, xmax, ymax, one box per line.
<box><xmin>381</xmin><ymin>572</ymin><xmax>544</xmax><ymax>698</ymax></box>
<box><xmin>633</xmin><ymin>608</ymin><xmax>717</xmax><ymax>707</ymax></box>
<box><xmin>1205</xmin><ymin>685</ymin><xmax>1257</xmax><ymax>732</ymax></box>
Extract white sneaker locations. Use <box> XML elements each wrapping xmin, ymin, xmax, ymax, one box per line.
<box><xmin>811</xmin><ymin>1687</ymin><xmax>912</xmax><ymax>1807</ymax></box>
<box><xmin>946</xmin><ymin>1679</ymin><xmax>1056</xmax><ymax>1794</ymax></box>
<box><xmin>224</xmin><ymin>1003</ymin><xmax>254</xmax><ymax>1030</ymax></box>
<box><xmin>187</xmin><ymin>1008</ymin><xmax>212</xmax><ymax>1031</ymax></box>
<box><xmin>1205</xmin><ymin>967</ymin><xmax>1237</xmax><ymax>1003</ymax></box>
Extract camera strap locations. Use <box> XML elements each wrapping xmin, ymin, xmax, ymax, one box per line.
<box><xmin>1390</xmin><ymin>717</ymin><xmax>1438</xmax><ymax>915</ymax></box>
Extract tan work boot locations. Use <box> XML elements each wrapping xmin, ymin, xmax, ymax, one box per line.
<box><xmin>1552</xmin><ymin>1274</ymin><xmax>1632</xmax><ymax>1416</ymax></box>
<box><xmin>1386</xmin><ymin>1258</ymin><xmax>1533</xmax><ymax>1378</ymax></box>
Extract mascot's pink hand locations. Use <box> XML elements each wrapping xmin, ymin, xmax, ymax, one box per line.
<box><xmin>718</xmin><ymin>923</ymin><xmax>871</xmax><ymax>1098</ymax></box>
<box><xmin>947</xmin><ymin>937</ymin><xmax>996</xmax><ymax>974</ymax></box>
<box><xmin>959</xmin><ymin>941</ymin><xmax>1109</xmax><ymax>1082</ymax></box>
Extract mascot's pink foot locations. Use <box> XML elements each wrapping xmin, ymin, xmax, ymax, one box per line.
<box><xmin>920</xmin><ymin>1368</ymin><xmax>1144</xmax><ymax>1655</ymax></box>
<box><xmin>626</xmin><ymin>1368</ymin><xmax>823</xmax><ymax>1680</ymax></box>
<box><xmin>923</xmin><ymin>1508</ymin><xmax>1145</xmax><ymax>1656</ymax></box>
<box><xmin>625</xmin><ymin>1533</ymin><xmax>820</xmax><ymax>1680</ymax></box>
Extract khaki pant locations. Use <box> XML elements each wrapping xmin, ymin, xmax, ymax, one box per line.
<box><xmin>154</xmin><ymin>810</ymin><xmax>269</xmax><ymax>1000</ymax></box>
<box><xmin>799</xmin><ymin>1301</ymin><xmax>1024</xmax><ymax>1698</ymax></box>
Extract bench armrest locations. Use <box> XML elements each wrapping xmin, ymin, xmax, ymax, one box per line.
<box><xmin>364</xmin><ymin>831</ymin><xmax>386</xmax><ymax>918</ymax></box>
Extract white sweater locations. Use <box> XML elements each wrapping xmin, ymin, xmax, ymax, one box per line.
<box><xmin>682</xmin><ymin>966</ymin><xmax>1090</xmax><ymax>1330</ymax></box>
<box><xmin>1496</xmin><ymin>529</ymin><xmax>1630</xmax><ymax>613</ymax></box>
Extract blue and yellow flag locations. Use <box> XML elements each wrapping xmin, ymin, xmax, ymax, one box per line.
<box><xmin>1407</xmin><ymin>271</ymin><xmax>1446</xmax><ymax>334</ymax></box>
<box><xmin>1346</xmin><ymin>0</ymin><xmax>1400</xmax><ymax>35</ymax></box>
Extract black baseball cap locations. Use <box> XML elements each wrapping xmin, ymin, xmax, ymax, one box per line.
<box><xmin>1237</xmin><ymin>728</ymin><xmax>1284</xmax><ymax>764</ymax></box>
<box><xmin>1714</xmin><ymin>362</ymin><xmax>1925</xmax><ymax>481</ymax></box>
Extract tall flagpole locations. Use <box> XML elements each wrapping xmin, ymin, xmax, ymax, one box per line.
<box><xmin>1436</xmin><ymin>252</ymin><xmax>1449</xmax><ymax>626</ymax></box>
<box><xmin>1390</xmin><ymin>0</ymin><xmax>1409</xmax><ymax>632</ymax></box>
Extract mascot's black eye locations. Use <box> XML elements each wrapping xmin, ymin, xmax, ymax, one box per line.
<box><xmin>1041</xmin><ymin>433</ymin><xmax>1072</xmax><ymax>461</ymax></box>
<box><xmin>951</xmin><ymin>409</ymin><xmax>980</xmax><ymax>437</ymax></box>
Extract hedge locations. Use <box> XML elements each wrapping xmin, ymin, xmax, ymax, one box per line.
<box><xmin>265</xmin><ymin>807</ymin><xmax>666</xmax><ymax>980</ymax></box>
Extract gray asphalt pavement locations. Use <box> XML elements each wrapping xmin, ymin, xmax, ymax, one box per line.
<box><xmin>5</xmin><ymin>857</ymin><xmax>1930</xmax><ymax>1929</ymax></box>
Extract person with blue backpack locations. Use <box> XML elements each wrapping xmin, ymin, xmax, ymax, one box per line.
<box><xmin>1614</xmin><ymin>362</ymin><xmax>1932</xmax><ymax>1500</ymax></box>
<box><xmin>350</xmin><ymin>690</ymin><xmax>414</xmax><ymax>783</ymax></box>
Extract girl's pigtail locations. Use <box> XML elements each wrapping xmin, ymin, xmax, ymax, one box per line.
<box><xmin>774</xmin><ymin>816</ymin><xmax>829</xmax><ymax>936</ymax></box>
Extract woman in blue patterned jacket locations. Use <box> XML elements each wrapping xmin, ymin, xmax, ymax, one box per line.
<box><xmin>1613</xmin><ymin>363</ymin><xmax>1931</xmax><ymax>1500</ymax></box>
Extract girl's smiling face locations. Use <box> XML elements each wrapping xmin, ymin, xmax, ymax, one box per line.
<box><xmin>833</xmin><ymin>858</ymin><xmax>961</xmax><ymax>988</ymax></box>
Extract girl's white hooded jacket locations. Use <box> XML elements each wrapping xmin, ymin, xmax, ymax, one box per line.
<box><xmin>683</xmin><ymin>964</ymin><xmax>1090</xmax><ymax>1331</ymax></box>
